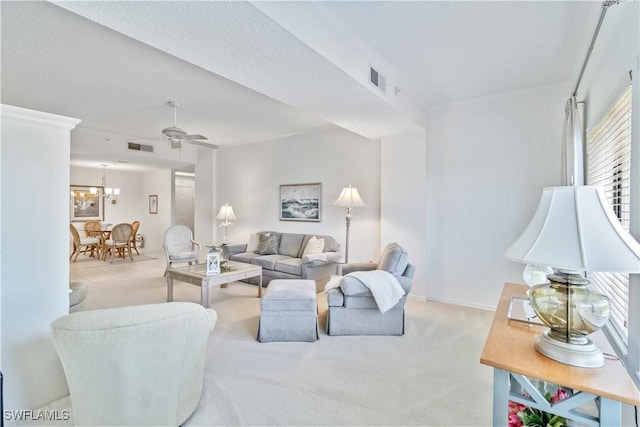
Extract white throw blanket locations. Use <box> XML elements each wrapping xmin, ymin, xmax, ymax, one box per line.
<box><xmin>325</xmin><ymin>271</ymin><xmax>405</xmax><ymax>313</ymax></box>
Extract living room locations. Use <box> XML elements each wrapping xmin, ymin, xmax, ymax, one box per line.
<box><xmin>2</xmin><ymin>1</ymin><xmax>639</xmax><ymax>425</ymax></box>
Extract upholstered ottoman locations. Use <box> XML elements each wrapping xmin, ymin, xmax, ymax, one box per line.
<box><xmin>258</xmin><ymin>279</ymin><xmax>318</xmax><ymax>342</ymax></box>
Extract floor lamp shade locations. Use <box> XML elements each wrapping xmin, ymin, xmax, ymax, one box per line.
<box><xmin>505</xmin><ymin>186</ymin><xmax>640</xmax><ymax>367</ymax></box>
<box><xmin>334</xmin><ymin>185</ymin><xmax>367</xmax><ymax>263</ymax></box>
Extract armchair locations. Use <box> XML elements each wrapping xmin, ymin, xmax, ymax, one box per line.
<box><xmin>326</xmin><ymin>242</ymin><xmax>415</xmax><ymax>336</ymax></box>
<box><xmin>163</xmin><ymin>224</ymin><xmax>201</xmax><ymax>276</ymax></box>
<box><xmin>51</xmin><ymin>302</ymin><xmax>217</xmax><ymax>426</ymax></box>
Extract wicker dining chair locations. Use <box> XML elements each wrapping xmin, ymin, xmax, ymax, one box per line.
<box><xmin>102</xmin><ymin>223</ymin><xmax>134</xmax><ymax>263</ymax></box>
<box><xmin>130</xmin><ymin>220</ymin><xmax>141</xmax><ymax>255</ymax></box>
<box><xmin>69</xmin><ymin>224</ymin><xmax>101</xmax><ymax>262</ymax></box>
<box><xmin>84</xmin><ymin>220</ymin><xmax>103</xmax><ymax>258</ymax></box>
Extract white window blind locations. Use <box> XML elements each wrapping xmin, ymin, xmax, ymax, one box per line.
<box><xmin>586</xmin><ymin>86</ymin><xmax>632</xmax><ymax>343</ymax></box>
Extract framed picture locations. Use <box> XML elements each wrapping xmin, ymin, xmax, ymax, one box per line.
<box><xmin>279</xmin><ymin>183</ymin><xmax>321</xmax><ymax>222</ymax></box>
<box><xmin>149</xmin><ymin>195</ymin><xmax>158</xmax><ymax>214</ymax></box>
<box><xmin>70</xmin><ymin>185</ymin><xmax>104</xmax><ymax>221</ymax></box>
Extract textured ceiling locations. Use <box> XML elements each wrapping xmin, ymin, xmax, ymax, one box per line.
<box><xmin>1</xmin><ymin>1</ymin><xmax>601</xmax><ymax>171</ymax></box>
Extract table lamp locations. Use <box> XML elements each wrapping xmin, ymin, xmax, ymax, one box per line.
<box><xmin>216</xmin><ymin>203</ymin><xmax>237</xmax><ymax>244</ymax></box>
<box><xmin>505</xmin><ymin>186</ymin><xmax>640</xmax><ymax>368</ymax></box>
<box><xmin>333</xmin><ymin>185</ymin><xmax>367</xmax><ymax>263</ymax></box>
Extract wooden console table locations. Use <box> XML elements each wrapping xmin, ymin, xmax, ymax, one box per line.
<box><xmin>481</xmin><ymin>283</ymin><xmax>640</xmax><ymax>426</ymax></box>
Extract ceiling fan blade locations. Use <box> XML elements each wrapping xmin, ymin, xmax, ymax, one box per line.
<box><xmin>184</xmin><ymin>134</ymin><xmax>208</xmax><ymax>141</ymax></box>
<box><xmin>185</xmin><ymin>140</ymin><xmax>219</xmax><ymax>149</ymax></box>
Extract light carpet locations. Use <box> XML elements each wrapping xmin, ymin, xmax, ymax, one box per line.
<box><xmin>59</xmin><ymin>252</ymin><xmax>496</xmax><ymax>426</ymax></box>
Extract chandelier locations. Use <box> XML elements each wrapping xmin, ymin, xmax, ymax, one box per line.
<box><xmin>90</xmin><ymin>164</ymin><xmax>120</xmax><ymax>199</ymax></box>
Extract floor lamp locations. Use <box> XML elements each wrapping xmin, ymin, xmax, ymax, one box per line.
<box><xmin>333</xmin><ymin>185</ymin><xmax>367</xmax><ymax>263</ymax></box>
<box><xmin>216</xmin><ymin>203</ymin><xmax>237</xmax><ymax>244</ymax></box>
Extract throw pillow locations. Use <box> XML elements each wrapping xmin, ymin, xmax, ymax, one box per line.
<box><xmin>302</xmin><ymin>236</ymin><xmax>325</xmax><ymax>257</ymax></box>
<box><xmin>256</xmin><ymin>234</ymin><xmax>279</xmax><ymax>255</ymax></box>
<box><xmin>246</xmin><ymin>233</ymin><xmax>260</xmax><ymax>252</ymax></box>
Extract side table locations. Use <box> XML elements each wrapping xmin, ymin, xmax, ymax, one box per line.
<box><xmin>481</xmin><ymin>283</ymin><xmax>640</xmax><ymax>426</ymax></box>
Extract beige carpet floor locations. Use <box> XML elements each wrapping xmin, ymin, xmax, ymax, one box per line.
<box><xmin>60</xmin><ymin>250</ymin><xmax>495</xmax><ymax>426</ymax></box>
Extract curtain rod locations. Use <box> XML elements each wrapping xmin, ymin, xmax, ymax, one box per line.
<box><xmin>572</xmin><ymin>0</ymin><xmax>621</xmax><ymax>97</ymax></box>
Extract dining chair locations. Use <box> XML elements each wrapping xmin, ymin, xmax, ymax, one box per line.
<box><xmin>130</xmin><ymin>220</ymin><xmax>141</xmax><ymax>255</ymax></box>
<box><xmin>69</xmin><ymin>224</ymin><xmax>101</xmax><ymax>262</ymax></box>
<box><xmin>84</xmin><ymin>220</ymin><xmax>103</xmax><ymax>258</ymax></box>
<box><xmin>102</xmin><ymin>223</ymin><xmax>134</xmax><ymax>263</ymax></box>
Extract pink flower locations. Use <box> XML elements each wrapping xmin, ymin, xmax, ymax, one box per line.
<box><xmin>551</xmin><ymin>388</ymin><xmax>570</xmax><ymax>403</ymax></box>
<box><xmin>508</xmin><ymin>400</ymin><xmax>526</xmax><ymax>427</ymax></box>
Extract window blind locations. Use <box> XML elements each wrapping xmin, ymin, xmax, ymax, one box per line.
<box><xmin>586</xmin><ymin>86</ymin><xmax>632</xmax><ymax>343</ymax></box>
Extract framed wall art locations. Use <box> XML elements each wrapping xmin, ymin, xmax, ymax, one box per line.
<box><xmin>149</xmin><ymin>195</ymin><xmax>158</xmax><ymax>214</ymax></box>
<box><xmin>279</xmin><ymin>183</ymin><xmax>321</xmax><ymax>222</ymax></box>
<box><xmin>70</xmin><ymin>185</ymin><xmax>104</xmax><ymax>221</ymax></box>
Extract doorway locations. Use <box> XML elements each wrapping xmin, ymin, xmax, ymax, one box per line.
<box><xmin>175</xmin><ymin>175</ymin><xmax>195</xmax><ymax>232</ymax></box>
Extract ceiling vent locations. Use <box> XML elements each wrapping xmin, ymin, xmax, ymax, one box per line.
<box><xmin>128</xmin><ymin>142</ymin><xmax>154</xmax><ymax>152</ymax></box>
<box><xmin>369</xmin><ymin>66</ymin><xmax>386</xmax><ymax>93</ymax></box>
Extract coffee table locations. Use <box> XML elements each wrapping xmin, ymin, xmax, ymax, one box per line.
<box><xmin>166</xmin><ymin>261</ymin><xmax>263</xmax><ymax>308</ymax></box>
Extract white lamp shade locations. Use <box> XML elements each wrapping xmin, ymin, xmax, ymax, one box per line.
<box><xmin>505</xmin><ymin>186</ymin><xmax>640</xmax><ymax>272</ymax></box>
<box><xmin>216</xmin><ymin>204</ymin><xmax>237</xmax><ymax>221</ymax></box>
<box><xmin>333</xmin><ymin>186</ymin><xmax>367</xmax><ymax>208</ymax></box>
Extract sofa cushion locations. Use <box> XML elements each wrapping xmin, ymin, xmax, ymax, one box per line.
<box><xmin>256</xmin><ymin>234</ymin><xmax>280</xmax><ymax>255</ymax></box>
<box><xmin>274</xmin><ymin>258</ymin><xmax>303</xmax><ymax>276</ymax></box>
<box><xmin>230</xmin><ymin>252</ymin><xmax>259</xmax><ymax>263</ymax></box>
<box><xmin>279</xmin><ymin>233</ymin><xmax>305</xmax><ymax>257</ymax></box>
<box><xmin>378</xmin><ymin>243</ymin><xmax>409</xmax><ymax>276</ymax></box>
<box><xmin>298</xmin><ymin>234</ymin><xmax>338</xmax><ymax>257</ymax></box>
<box><xmin>251</xmin><ymin>254</ymin><xmax>292</xmax><ymax>271</ymax></box>
<box><xmin>302</xmin><ymin>236</ymin><xmax>325</xmax><ymax>257</ymax></box>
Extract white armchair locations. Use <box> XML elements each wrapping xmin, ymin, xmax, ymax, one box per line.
<box><xmin>51</xmin><ymin>302</ymin><xmax>217</xmax><ymax>426</ymax></box>
<box><xmin>163</xmin><ymin>224</ymin><xmax>201</xmax><ymax>276</ymax></box>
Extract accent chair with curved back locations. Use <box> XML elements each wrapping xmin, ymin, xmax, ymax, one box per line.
<box><xmin>51</xmin><ymin>302</ymin><xmax>217</xmax><ymax>426</ymax></box>
<box><xmin>102</xmin><ymin>223</ymin><xmax>134</xmax><ymax>263</ymax></box>
<box><xmin>130</xmin><ymin>220</ymin><xmax>141</xmax><ymax>255</ymax></box>
<box><xmin>326</xmin><ymin>242</ymin><xmax>415</xmax><ymax>336</ymax></box>
<box><xmin>69</xmin><ymin>224</ymin><xmax>101</xmax><ymax>262</ymax></box>
<box><xmin>163</xmin><ymin>224</ymin><xmax>201</xmax><ymax>276</ymax></box>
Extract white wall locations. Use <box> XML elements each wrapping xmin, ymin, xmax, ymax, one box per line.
<box><xmin>70</xmin><ymin>166</ymin><xmax>144</xmax><ymax>228</ymax></box>
<box><xmin>1</xmin><ymin>104</ymin><xmax>80</xmax><ymax>410</ymax></box>
<box><xmin>141</xmin><ymin>170</ymin><xmax>172</xmax><ymax>250</ymax></box>
<box><xmin>426</xmin><ymin>85</ymin><xmax>567</xmax><ymax>309</ymax></box>
<box><xmin>217</xmin><ymin>128</ymin><xmax>381</xmax><ymax>264</ymax></box>
<box><xmin>380</xmin><ymin>131</ymin><xmax>428</xmax><ymax>299</ymax></box>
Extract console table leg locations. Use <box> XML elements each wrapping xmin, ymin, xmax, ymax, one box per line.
<box><xmin>493</xmin><ymin>368</ymin><xmax>509</xmax><ymax>427</ymax></box>
<box><xmin>599</xmin><ymin>397</ymin><xmax>621</xmax><ymax>426</ymax></box>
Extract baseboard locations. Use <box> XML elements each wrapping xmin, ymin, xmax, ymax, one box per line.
<box><xmin>424</xmin><ymin>296</ymin><xmax>496</xmax><ymax>312</ymax></box>
<box><xmin>406</xmin><ymin>292</ymin><xmax>495</xmax><ymax>312</ymax></box>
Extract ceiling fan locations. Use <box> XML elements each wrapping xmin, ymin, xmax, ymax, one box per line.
<box><xmin>161</xmin><ymin>101</ymin><xmax>212</xmax><ymax>149</ymax></box>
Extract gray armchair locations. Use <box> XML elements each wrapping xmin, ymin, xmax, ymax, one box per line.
<box><xmin>326</xmin><ymin>243</ymin><xmax>415</xmax><ymax>335</ymax></box>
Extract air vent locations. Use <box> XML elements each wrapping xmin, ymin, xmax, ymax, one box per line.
<box><xmin>128</xmin><ymin>142</ymin><xmax>154</xmax><ymax>152</ymax></box>
<box><xmin>369</xmin><ymin>66</ymin><xmax>386</xmax><ymax>93</ymax></box>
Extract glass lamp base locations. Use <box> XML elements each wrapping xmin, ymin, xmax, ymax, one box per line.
<box><xmin>534</xmin><ymin>330</ymin><xmax>604</xmax><ymax>368</ymax></box>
